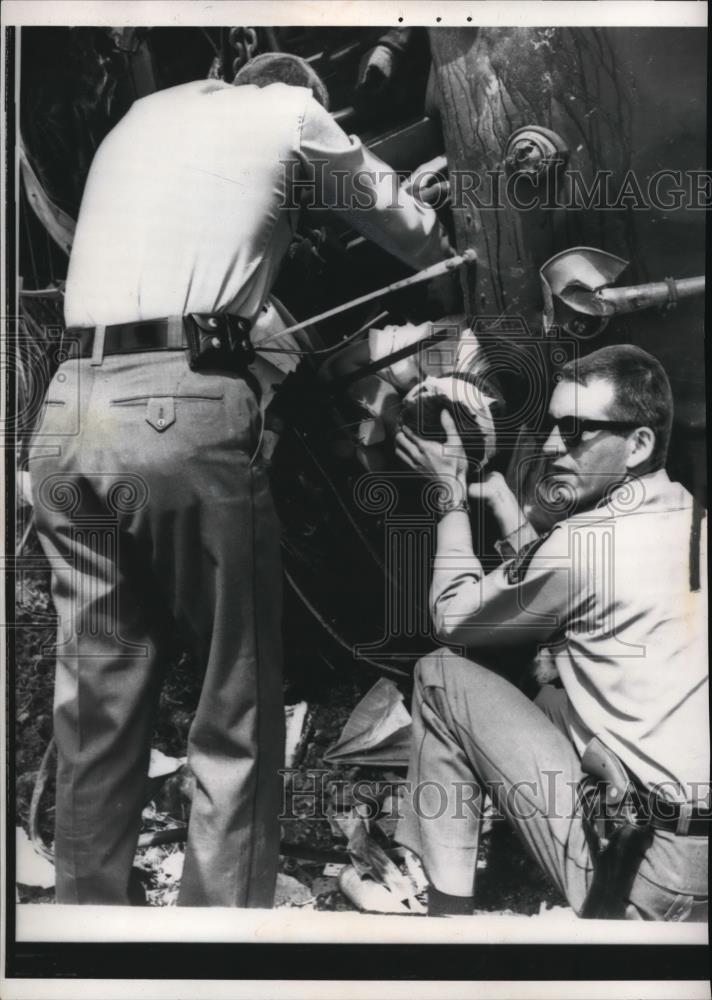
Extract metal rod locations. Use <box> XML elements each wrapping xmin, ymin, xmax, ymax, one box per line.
<box><xmin>16</xmin><ymin>511</ymin><xmax>34</xmax><ymax>558</ymax></box>
<box><xmin>19</xmin><ymin>286</ymin><xmax>64</xmax><ymax>298</ymax></box>
<box><xmin>258</xmin><ymin>249</ymin><xmax>477</xmax><ymax>345</ymax></box>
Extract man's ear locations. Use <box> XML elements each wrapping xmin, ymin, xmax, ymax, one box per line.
<box><xmin>625</xmin><ymin>426</ymin><xmax>655</xmax><ymax>470</ymax></box>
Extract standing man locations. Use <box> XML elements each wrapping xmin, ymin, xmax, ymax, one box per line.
<box><xmin>29</xmin><ymin>53</ymin><xmax>447</xmax><ymax>906</ymax></box>
<box><xmin>394</xmin><ymin>345</ymin><xmax>708</xmax><ymax>920</ymax></box>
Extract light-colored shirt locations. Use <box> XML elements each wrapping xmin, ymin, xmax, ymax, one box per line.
<box><xmin>430</xmin><ymin>470</ymin><xmax>709</xmax><ymax>801</ymax></box>
<box><xmin>64</xmin><ymin>80</ymin><xmax>443</xmax><ymax>328</ymax></box>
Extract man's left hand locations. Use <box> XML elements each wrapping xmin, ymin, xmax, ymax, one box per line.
<box><xmin>395</xmin><ymin>409</ymin><xmax>468</xmax><ymax>486</ymax></box>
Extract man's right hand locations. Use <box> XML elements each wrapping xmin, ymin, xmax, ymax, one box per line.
<box><xmin>468</xmin><ymin>472</ymin><xmax>530</xmax><ymax>540</ymax></box>
<box><xmin>403</xmin><ymin>155</ymin><xmax>450</xmax><ymax>209</ymax></box>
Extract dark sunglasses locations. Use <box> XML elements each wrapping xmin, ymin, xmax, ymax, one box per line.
<box><xmin>541</xmin><ymin>414</ymin><xmax>640</xmax><ymax>448</ymax></box>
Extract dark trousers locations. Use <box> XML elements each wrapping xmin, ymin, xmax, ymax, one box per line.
<box><xmin>29</xmin><ymin>351</ymin><xmax>284</xmax><ymax>906</ymax></box>
<box><xmin>395</xmin><ymin>649</ymin><xmax>708</xmax><ymax>921</ymax></box>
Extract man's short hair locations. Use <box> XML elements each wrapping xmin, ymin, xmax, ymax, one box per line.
<box><xmin>233</xmin><ymin>53</ymin><xmax>330</xmax><ymax>109</ymax></box>
<box><xmin>560</xmin><ymin>344</ymin><xmax>673</xmax><ymax>469</ymax></box>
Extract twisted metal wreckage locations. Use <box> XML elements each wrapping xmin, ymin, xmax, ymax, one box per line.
<box><xmin>15</xmin><ymin>25</ymin><xmax>707</xmax><ymax>893</ymax></box>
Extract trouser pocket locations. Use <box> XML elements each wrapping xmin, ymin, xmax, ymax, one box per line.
<box><xmin>111</xmin><ymin>392</ymin><xmax>224</xmax><ymax>433</ymax></box>
<box><xmin>145</xmin><ymin>397</ymin><xmax>175</xmax><ymax>431</ymax></box>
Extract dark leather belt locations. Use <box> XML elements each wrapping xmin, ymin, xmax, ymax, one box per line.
<box><xmin>64</xmin><ymin>317</ymin><xmax>188</xmax><ymax>359</ymax></box>
<box><xmin>64</xmin><ymin>314</ymin><xmax>257</xmax><ymax>379</ymax></box>
<box><xmin>645</xmin><ymin>799</ymin><xmax>708</xmax><ymax>837</ymax></box>
<box><xmin>616</xmin><ymin>784</ymin><xmax>708</xmax><ymax>837</ymax></box>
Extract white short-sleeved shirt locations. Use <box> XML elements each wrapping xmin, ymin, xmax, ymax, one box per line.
<box><xmin>65</xmin><ymin>80</ymin><xmax>443</xmax><ymax>328</ymax></box>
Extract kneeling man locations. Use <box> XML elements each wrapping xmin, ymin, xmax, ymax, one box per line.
<box><xmin>394</xmin><ymin>344</ymin><xmax>708</xmax><ymax>920</ymax></box>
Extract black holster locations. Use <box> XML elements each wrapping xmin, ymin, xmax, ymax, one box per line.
<box><xmin>184</xmin><ymin>313</ymin><xmax>255</xmax><ymax>374</ymax></box>
<box><xmin>579</xmin><ymin>737</ymin><xmax>653</xmax><ymax>919</ymax></box>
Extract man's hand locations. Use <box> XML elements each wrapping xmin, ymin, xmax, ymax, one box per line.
<box><xmin>395</xmin><ymin>409</ymin><xmax>468</xmax><ymax>489</ymax></box>
<box><xmin>403</xmin><ymin>155</ymin><xmax>450</xmax><ymax>209</ymax></box>
<box><xmin>468</xmin><ymin>470</ymin><xmax>514</xmax><ymax>508</ymax></box>
<box><xmin>468</xmin><ymin>471</ymin><xmax>532</xmax><ymax>541</ymax></box>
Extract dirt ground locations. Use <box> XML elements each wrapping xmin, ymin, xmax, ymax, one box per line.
<box><xmin>14</xmin><ymin>523</ymin><xmax>566</xmax><ymax>915</ymax></box>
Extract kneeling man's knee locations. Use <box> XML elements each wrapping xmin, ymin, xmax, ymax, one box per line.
<box><xmin>413</xmin><ymin>647</ymin><xmax>489</xmax><ymax>696</ymax></box>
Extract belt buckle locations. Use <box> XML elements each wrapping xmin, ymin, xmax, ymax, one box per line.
<box><xmin>675</xmin><ymin>801</ymin><xmax>692</xmax><ymax>836</ymax></box>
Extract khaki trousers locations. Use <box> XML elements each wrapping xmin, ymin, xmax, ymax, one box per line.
<box><xmin>396</xmin><ymin>649</ymin><xmax>708</xmax><ymax>921</ymax></box>
<box><xmin>29</xmin><ymin>351</ymin><xmax>284</xmax><ymax>906</ymax></box>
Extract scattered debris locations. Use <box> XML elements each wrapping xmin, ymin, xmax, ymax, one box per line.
<box><xmin>322</xmin><ymin>862</ymin><xmax>347</xmax><ymax>877</ymax></box>
<box><xmin>396</xmin><ymin>846</ymin><xmax>428</xmax><ymax>896</ymax></box>
<box><xmin>330</xmin><ymin>802</ymin><xmax>421</xmax><ymax>910</ymax></box>
<box><xmin>149</xmin><ymin>764</ymin><xmax>194</xmax><ymax>825</ymax></box>
<box><xmin>136</xmin><ymin>845</ymin><xmax>185</xmax><ymax>907</ymax></box>
<box><xmin>324</xmin><ymin>678</ymin><xmax>411</xmax><ymax>766</ymax></box>
<box><xmin>338</xmin><ymin>864</ymin><xmax>425</xmax><ymax>915</ymax></box>
<box><xmin>275</xmin><ymin>872</ymin><xmax>315</xmax><ymax>908</ymax></box>
<box><xmin>284</xmin><ymin>701</ymin><xmax>313</xmax><ymax>767</ymax></box>
<box><xmin>148</xmin><ymin>748</ymin><xmax>185</xmax><ymax>779</ymax></box>
<box><xmin>16</xmin><ymin>826</ymin><xmax>55</xmax><ymax>888</ymax></box>
<box><xmin>158</xmin><ymin>851</ymin><xmax>185</xmax><ymax>882</ymax></box>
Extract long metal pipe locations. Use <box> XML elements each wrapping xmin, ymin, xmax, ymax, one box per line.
<box><xmin>259</xmin><ymin>249</ymin><xmax>477</xmax><ymax>344</ymax></box>
<box><xmin>595</xmin><ymin>275</ymin><xmax>705</xmax><ymax>315</ymax></box>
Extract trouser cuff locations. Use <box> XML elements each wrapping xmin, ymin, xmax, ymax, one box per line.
<box><xmin>428</xmin><ymin>885</ymin><xmax>475</xmax><ymax>916</ymax></box>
